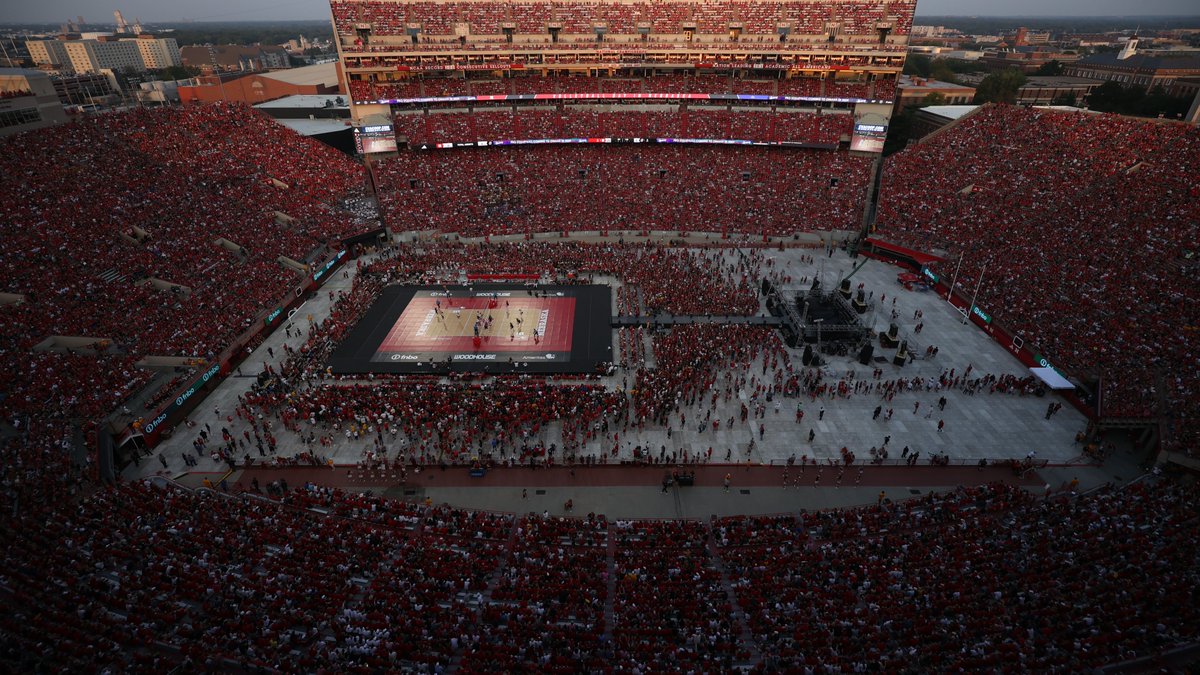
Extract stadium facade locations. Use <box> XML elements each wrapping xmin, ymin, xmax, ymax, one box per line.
<box><xmin>327</xmin><ymin>0</ymin><xmax>916</xmax><ymax>154</ymax></box>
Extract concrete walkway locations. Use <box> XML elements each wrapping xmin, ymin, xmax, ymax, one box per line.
<box><xmin>130</xmin><ymin>237</ymin><xmax>1140</xmax><ymax>519</ymax></box>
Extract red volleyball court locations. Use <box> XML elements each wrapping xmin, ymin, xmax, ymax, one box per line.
<box><xmin>378</xmin><ymin>296</ymin><xmax>576</xmax><ymax>354</ymax></box>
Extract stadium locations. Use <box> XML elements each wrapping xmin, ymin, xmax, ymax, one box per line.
<box><xmin>2</xmin><ymin>0</ymin><xmax>1199</xmax><ymax>672</ymax></box>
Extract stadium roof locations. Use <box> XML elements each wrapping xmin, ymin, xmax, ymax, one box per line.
<box><xmin>920</xmin><ymin>105</ymin><xmax>978</xmax><ymax>121</ymax></box>
<box><xmin>271</xmin><ymin>117</ymin><xmax>352</xmax><ymax>137</ymax></box>
<box><xmin>254</xmin><ymin>94</ymin><xmax>349</xmax><ymax>110</ymax></box>
<box><xmin>1022</xmin><ymin>76</ymin><xmax>1105</xmax><ymax>88</ymax></box>
<box><xmin>1032</xmin><ymin>105</ymin><xmax>1092</xmax><ymax>113</ymax></box>
<box><xmin>260</xmin><ymin>62</ymin><xmax>340</xmax><ymax>88</ymax></box>
<box><xmin>897</xmin><ymin>76</ymin><xmax>976</xmax><ymax>92</ymax></box>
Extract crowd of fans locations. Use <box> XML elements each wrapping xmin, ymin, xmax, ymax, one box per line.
<box><xmin>344</xmin><ymin>38</ymin><xmax>903</xmax><ymax>58</ymax></box>
<box><xmin>394</xmin><ymin>108</ymin><xmax>851</xmax><ymax>145</ymax></box>
<box><xmin>7</xmin><ymin>76</ymin><xmax>1197</xmax><ymax>674</ymax></box>
<box><xmin>611</xmin><ymin>519</ymin><xmax>746</xmax><ymax>670</ymax></box>
<box><xmin>0</xmin><ymin>102</ymin><xmax>367</xmax><ymax>433</ymax></box>
<box><xmin>230</xmin><ymin>240</ymin><xmax>1064</xmax><ymax>472</ymax></box>
<box><xmin>2</xmin><ymin>474</ymin><xmax>1195</xmax><ymax>672</ymax></box>
<box><xmin>464</xmin><ymin>512</ymin><xmax>609</xmax><ymax>670</ymax></box>
<box><xmin>376</xmin><ymin>143</ymin><xmax>870</xmax><ymax>236</ymax></box>
<box><xmin>352</xmin><ymin>73</ymin><xmax>897</xmax><ymax>102</ymax></box>
<box><xmin>331</xmin><ymin>0</ymin><xmax>914</xmax><ymax>38</ymax></box>
<box><xmin>877</xmin><ymin>104</ymin><xmax>1200</xmax><ymax>452</ymax></box>
<box><xmin>237</xmin><ymin>241</ymin><xmax>763</xmax><ymax>467</ymax></box>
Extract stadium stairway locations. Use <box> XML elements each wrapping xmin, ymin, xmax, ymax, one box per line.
<box><xmin>98</xmin><ymin>267</ymin><xmax>127</xmax><ymax>284</ymax></box>
<box><xmin>602</xmin><ymin>531</ymin><xmax>618</xmax><ymax>646</ymax></box>
<box><xmin>706</xmin><ymin>535</ymin><xmax>764</xmax><ymax>670</ymax></box>
<box><xmin>447</xmin><ymin>523</ymin><xmax>522</xmax><ymax>673</ymax></box>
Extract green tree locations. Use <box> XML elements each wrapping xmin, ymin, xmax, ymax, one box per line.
<box><xmin>1085</xmin><ymin>81</ymin><xmax>1189</xmax><ymax>118</ymax></box>
<box><xmin>904</xmin><ymin>54</ymin><xmax>931</xmax><ymax>77</ymax></box>
<box><xmin>157</xmin><ymin>65</ymin><xmax>200</xmax><ymax>81</ymax></box>
<box><xmin>1034</xmin><ymin>59</ymin><xmax>1064</xmax><ymax>76</ymax></box>
<box><xmin>944</xmin><ymin>59</ymin><xmax>988</xmax><ymax>75</ymax></box>
<box><xmin>1086</xmin><ymin>80</ymin><xmax>1126</xmax><ymax>111</ymax></box>
<box><xmin>882</xmin><ymin>107</ymin><xmax>916</xmax><ymax>156</ymax></box>
<box><xmin>1137</xmin><ymin>85</ymin><xmax>1189</xmax><ymax>118</ymax></box>
<box><xmin>973</xmin><ymin>69</ymin><xmax>1027</xmax><ymax>104</ymax></box>
<box><xmin>1050</xmin><ymin>91</ymin><xmax>1077</xmax><ymax>106</ymax></box>
<box><xmin>922</xmin><ymin>92</ymin><xmax>948</xmax><ymax>106</ymax></box>
<box><xmin>929</xmin><ymin>58</ymin><xmax>959</xmax><ymax>83</ymax></box>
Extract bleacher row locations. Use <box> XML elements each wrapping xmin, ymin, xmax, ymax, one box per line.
<box><xmin>375</xmin><ymin>143</ymin><xmax>870</xmax><ymax>236</ymax></box>
<box><xmin>876</xmin><ymin>104</ymin><xmax>1200</xmax><ymax>452</ymax></box>
<box><xmin>341</xmin><ymin>39</ymin><xmax>907</xmax><ymax>55</ymax></box>
<box><xmin>2</xmin><ymin>476</ymin><xmax>1195</xmax><ymax>672</ymax></box>
<box><xmin>0</xmin><ymin>103</ymin><xmax>367</xmax><ymax>425</ymax></box>
<box><xmin>394</xmin><ymin>108</ymin><xmax>851</xmax><ymax>144</ymax></box>
<box><xmin>331</xmin><ymin>0</ymin><xmax>915</xmax><ymax>37</ymax></box>
<box><xmin>350</xmin><ymin>73</ymin><xmax>895</xmax><ymax>101</ymax></box>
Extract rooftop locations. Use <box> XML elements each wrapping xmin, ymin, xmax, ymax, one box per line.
<box><xmin>919</xmin><ymin>104</ymin><xmax>978</xmax><ymax>121</ymax></box>
<box><xmin>259</xmin><ymin>62</ymin><xmax>339</xmax><ymax>88</ymax></box>
<box><xmin>1078</xmin><ymin>52</ymin><xmax>1200</xmax><ymax>70</ymax></box>
<box><xmin>897</xmin><ymin>75</ymin><xmax>976</xmax><ymax>91</ymax></box>
<box><xmin>270</xmin><ymin>117</ymin><xmax>353</xmax><ymax>137</ymax></box>
<box><xmin>254</xmin><ymin>93</ymin><xmax>349</xmax><ymax>109</ymax></box>
<box><xmin>1022</xmin><ymin>76</ymin><xmax>1105</xmax><ymax>88</ymax></box>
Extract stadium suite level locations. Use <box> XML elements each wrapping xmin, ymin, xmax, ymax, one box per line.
<box><xmin>330</xmin><ymin>0</ymin><xmax>914</xmax><ymax>155</ymax></box>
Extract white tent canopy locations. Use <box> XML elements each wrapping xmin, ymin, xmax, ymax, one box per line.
<box><xmin>1031</xmin><ymin>367</ymin><xmax>1074</xmax><ymax>390</ymax></box>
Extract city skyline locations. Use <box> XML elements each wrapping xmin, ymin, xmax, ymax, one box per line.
<box><xmin>1</xmin><ymin>0</ymin><xmax>1198</xmax><ymax>25</ymax></box>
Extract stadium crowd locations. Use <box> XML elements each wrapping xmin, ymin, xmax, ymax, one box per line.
<box><xmin>0</xmin><ymin>102</ymin><xmax>368</xmax><ymax>466</ymax></box>
<box><xmin>352</xmin><ymin>73</ymin><xmax>897</xmax><ymax>102</ymax></box>
<box><xmin>210</xmin><ymin>240</ymin><xmax>1067</xmax><ymax>473</ymax></box>
<box><xmin>331</xmin><ymin>0</ymin><xmax>914</xmax><ymax>37</ymax></box>
<box><xmin>877</xmin><ymin>104</ymin><xmax>1200</xmax><ymax>452</ymax></box>
<box><xmin>393</xmin><ymin>108</ymin><xmax>851</xmax><ymax>145</ymax></box>
<box><xmin>376</xmin><ymin>143</ymin><xmax>870</xmax><ymax>236</ymax></box>
<box><xmin>2</xmin><ymin>473</ymin><xmax>1195</xmax><ymax>673</ymax></box>
<box><xmin>234</xmin><ymin>241</ymin><xmax>764</xmax><ymax>466</ymax></box>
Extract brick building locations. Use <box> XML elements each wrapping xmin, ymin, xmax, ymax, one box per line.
<box><xmin>177</xmin><ymin>62</ymin><xmax>341</xmax><ymax>105</ymax></box>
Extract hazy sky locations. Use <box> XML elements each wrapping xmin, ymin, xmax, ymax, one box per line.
<box><xmin>2</xmin><ymin>0</ymin><xmax>1198</xmax><ymax>24</ymax></box>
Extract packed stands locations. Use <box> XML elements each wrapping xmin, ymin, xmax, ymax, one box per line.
<box><xmin>375</xmin><ymin>143</ymin><xmax>870</xmax><ymax>236</ymax></box>
<box><xmin>352</xmin><ymin>73</ymin><xmax>893</xmax><ymax>102</ymax></box>
<box><xmin>612</xmin><ymin>519</ymin><xmax>742</xmax><ymax>669</ymax></box>
<box><xmin>331</xmin><ymin>0</ymin><xmax>916</xmax><ymax>38</ymax></box>
<box><xmin>463</xmin><ymin>512</ymin><xmax>609</xmax><ymax>670</ymax></box>
<box><xmin>393</xmin><ymin>108</ymin><xmax>850</xmax><ymax>144</ymax></box>
<box><xmin>0</xmin><ymin>102</ymin><xmax>367</xmax><ymax>426</ymax></box>
<box><xmin>876</xmin><ymin>104</ymin><xmax>1200</xmax><ymax>451</ymax></box>
<box><xmin>2</xmin><ymin>475</ymin><xmax>1196</xmax><ymax>672</ymax></box>
<box><xmin>714</xmin><ymin>480</ymin><xmax>1200</xmax><ymax>671</ymax></box>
